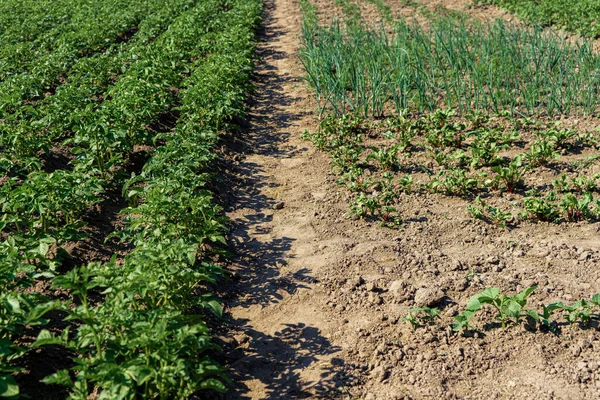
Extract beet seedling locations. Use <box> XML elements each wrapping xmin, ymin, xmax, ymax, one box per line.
<box><xmin>381</xmin><ymin>114</ymin><xmax>416</xmax><ymax>147</ymax></box>
<box><xmin>465</xmin><ymin>110</ymin><xmax>489</xmax><ymax>129</ymax></box>
<box><xmin>571</xmin><ymin>175</ymin><xmax>600</xmax><ymax>193</ymax></box>
<box><xmin>348</xmin><ymin>193</ymin><xmax>380</xmax><ymax>218</ymax></box>
<box><xmin>338</xmin><ymin>166</ymin><xmax>370</xmax><ymax>193</ymax></box>
<box><xmin>330</xmin><ymin>145</ymin><xmax>363</xmax><ymax>173</ymax></box>
<box><xmin>467</xmin><ymin>196</ymin><xmax>512</xmax><ymax>228</ymax></box>
<box><xmin>492</xmin><ymin>155</ymin><xmax>524</xmax><ymax>193</ymax></box>
<box><xmin>366</xmin><ymin>143</ymin><xmax>406</xmax><ymax>171</ymax></box>
<box><xmin>559</xmin><ymin>192</ymin><xmax>596</xmax><ymax>222</ymax></box>
<box><xmin>469</xmin><ymin>127</ymin><xmax>512</xmax><ymax>168</ymax></box>
<box><xmin>403</xmin><ymin>307</ymin><xmax>441</xmax><ymax>330</ymax></box>
<box><xmin>541</xmin><ymin>127</ymin><xmax>577</xmax><ymax>150</ymax></box>
<box><xmin>428</xmin><ymin>168</ymin><xmax>478</xmax><ymax>197</ymax></box>
<box><xmin>520</xmin><ymin>191</ymin><xmax>560</xmax><ymax>222</ymax></box>
<box><xmin>379</xmin><ymin>206</ymin><xmax>402</xmax><ymax>228</ymax></box>
<box><xmin>573</xmin><ymin>154</ymin><xmax>600</xmax><ymax>170</ymax></box>
<box><xmin>397</xmin><ymin>174</ymin><xmax>414</xmax><ymax>194</ymax></box>
<box><xmin>469</xmin><ymin>141</ymin><xmax>504</xmax><ymax>168</ymax></box>
<box><xmin>466</xmin><ymin>203</ymin><xmax>484</xmax><ymax>220</ymax></box>
<box><xmin>552</xmin><ymin>173</ymin><xmax>571</xmax><ymax>193</ymax></box>
<box><xmin>525</xmin><ymin>140</ymin><xmax>559</xmax><ymax>167</ymax></box>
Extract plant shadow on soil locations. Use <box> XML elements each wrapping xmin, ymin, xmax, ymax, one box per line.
<box><xmin>205</xmin><ymin>0</ymin><xmax>353</xmax><ymax>398</ymax></box>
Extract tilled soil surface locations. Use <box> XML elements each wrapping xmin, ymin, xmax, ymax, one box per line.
<box><xmin>220</xmin><ymin>0</ymin><xmax>600</xmax><ymax>399</ymax></box>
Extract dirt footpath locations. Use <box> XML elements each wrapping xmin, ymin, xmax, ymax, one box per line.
<box><xmin>218</xmin><ymin>0</ymin><xmax>600</xmax><ymax>399</ymax></box>
<box><xmin>222</xmin><ymin>0</ymin><xmax>348</xmax><ymax>397</ymax></box>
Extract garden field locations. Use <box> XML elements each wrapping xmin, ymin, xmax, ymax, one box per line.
<box><xmin>2</xmin><ymin>0</ymin><xmax>600</xmax><ymax>399</ymax></box>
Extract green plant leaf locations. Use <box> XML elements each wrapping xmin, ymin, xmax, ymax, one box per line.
<box><xmin>42</xmin><ymin>370</ymin><xmax>73</xmax><ymax>388</ymax></box>
<box><xmin>3</xmin><ymin>297</ymin><xmax>21</xmax><ymax>314</ymax></box>
<box><xmin>525</xmin><ymin>309</ymin><xmax>539</xmax><ymax>321</ymax></box>
<box><xmin>504</xmin><ymin>300</ymin><xmax>523</xmax><ymax>319</ymax></box>
<box><xmin>466</xmin><ymin>287</ymin><xmax>499</xmax><ymax>311</ymax></box>
<box><xmin>479</xmin><ymin>287</ymin><xmax>500</xmax><ymax>301</ymax></box>
<box><xmin>31</xmin><ymin>329</ymin><xmax>64</xmax><ymax>348</ymax></box>
<box><xmin>125</xmin><ymin>365</ymin><xmax>153</xmax><ymax>385</ymax></box>
<box><xmin>514</xmin><ymin>286</ymin><xmax>537</xmax><ymax>305</ymax></box>
<box><xmin>0</xmin><ymin>374</ymin><xmax>19</xmax><ymax>398</ymax></box>
<box><xmin>25</xmin><ymin>301</ymin><xmax>60</xmax><ymax>325</ymax></box>
<box><xmin>452</xmin><ymin>310</ymin><xmax>475</xmax><ymax>331</ymax></box>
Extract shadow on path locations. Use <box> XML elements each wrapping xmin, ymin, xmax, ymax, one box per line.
<box><xmin>207</xmin><ymin>0</ymin><xmax>353</xmax><ymax>398</ymax></box>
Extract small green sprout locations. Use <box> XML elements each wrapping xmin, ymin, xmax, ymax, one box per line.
<box><xmin>402</xmin><ymin>307</ymin><xmax>441</xmax><ymax>330</ymax></box>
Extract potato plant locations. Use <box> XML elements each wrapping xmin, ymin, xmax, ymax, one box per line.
<box><xmin>0</xmin><ymin>0</ymin><xmax>261</xmax><ymax>397</ymax></box>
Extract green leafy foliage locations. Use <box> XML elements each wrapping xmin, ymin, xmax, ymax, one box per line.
<box><xmin>520</xmin><ymin>190</ymin><xmax>560</xmax><ymax>222</ymax></box>
<box><xmin>474</xmin><ymin>0</ymin><xmax>600</xmax><ymax>38</ymax></box>
<box><xmin>366</xmin><ymin>143</ymin><xmax>405</xmax><ymax>171</ymax></box>
<box><xmin>0</xmin><ymin>0</ymin><xmax>261</xmax><ymax>397</ymax></box>
<box><xmin>559</xmin><ymin>192</ymin><xmax>597</xmax><ymax>222</ymax></box>
<box><xmin>529</xmin><ymin>294</ymin><xmax>600</xmax><ymax>328</ymax></box>
<box><xmin>428</xmin><ymin>168</ymin><xmax>478</xmax><ymax>197</ymax></box>
<box><xmin>491</xmin><ymin>155</ymin><xmax>524</xmax><ymax>193</ymax></box>
<box><xmin>524</xmin><ymin>140</ymin><xmax>559</xmax><ymax>167</ymax></box>
<box><xmin>452</xmin><ymin>289</ymin><xmax>600</xmax><ymax>333</ymax></box>
<box><xmin>0</xmin><ymin>290</ymin><xmax>60</xmax><ymax>398</ymax></box>
<box><xmin>299</xmin><ymin>0</ymin><xmax>600</xmax><ymax>351</ymax></box>
<box><xmin>453</xmin><ymin>286</ymin><xmax>537</xmax><ymax>330</ymax></box>
<box><xmin>0</xmin><ymin>171</ymin><xmax>103</xmax><ymax>239</ymax></box>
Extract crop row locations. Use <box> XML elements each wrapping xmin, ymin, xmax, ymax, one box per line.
<box><xmin>299</xmin><ymin>1</ymin><xmax>600</xmax><ymax>229</ymax></box>
<box><xmin>0</xmin><ymin>0</ymin><xmax>261</xmax><ymax>397</ymax></box>
<box><xmin>404</xmin><ymin>287</ymin><xmax>600</xmax><ymax>333</ymax></box>
<box><xmin>0</xmin><ymin>0</ymin><xmax>198</xmax><ymax>116</ymax></box>
<box><xmin>303</xmin><ymin>111</ymin><xmax>600</xmax><ymax>228</ymax></box>
<box><xmin>0</xmin><ymin>0</ymin><xmax>76</xmax><ymax>50</ymax></box>
<box><xmin>0</xmin><ymin>0</ymin><xmax>203</xmax><ymax>177</ymax></box>
<box><xmin>1</xmin><ymin>0</ymin><xmax>226</xmax><ymax>249</ymax></box>
<box><xmin>475</xmin><ymin>0</ymin><xmax>600</xmax><ymax>38</ymax></box>
<box><xmin>300</xmin><ymin>12</ymin><xmax>600</xmax><ymax>117</ymax></box>
<box><xmin>299</xmin><ymin>0</ymin><xmax>600</xmax><ymax>358</ymax></box>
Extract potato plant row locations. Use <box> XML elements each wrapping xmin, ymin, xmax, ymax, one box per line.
<box><xmin>0</xmin><ymin>0</ymin><xmax>205</xmax><ymax>177</ymax></box>
<box><xmin>0</xmin><ymin>0</ymin><xmax>200</xmax><ymax>116</ymax></box>
<box><xmin>0</xmin><ymin>0</ymin><xmax>261</xmax><ymax>398</ymax></box>
<box><xmin>1</xmin><ymin>0</ymin><xmax>226</xmax><ymax>253</ymax></box>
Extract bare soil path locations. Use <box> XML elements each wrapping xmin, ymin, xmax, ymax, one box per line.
<box><xmin>221</xmin><ymin>0</ymin><xmax>352</xmax><ymax>398</ymax></box>
<box><xmin>217</xmin><ymin>1</ymin><xmax>600</xmax><ymax>399</ymax></box>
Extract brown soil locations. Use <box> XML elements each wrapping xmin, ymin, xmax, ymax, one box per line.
<box><xmin>220</xmin><ymin>0</ymin><xmax>600</xmax><ymax>399</ymax></box>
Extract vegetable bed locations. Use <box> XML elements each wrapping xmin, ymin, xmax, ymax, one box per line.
<box><xmin>0</xmin><ymin>0</ymin><xmax>261</xmax><ymax>398</ymax></box>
